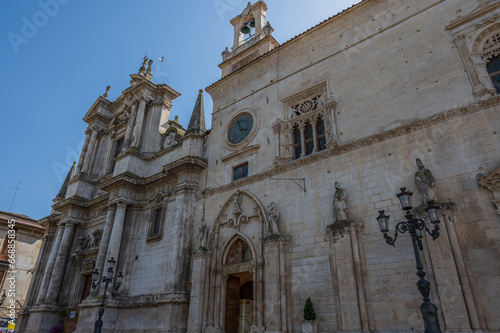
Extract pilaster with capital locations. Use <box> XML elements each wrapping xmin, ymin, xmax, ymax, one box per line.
<box><xmin>131</xmin><ymin>98</ymin><xmax>148</xmax><ymax>149</ymax></box>
<box><xmin>75</xmin><ymin>129</ymin><xmax>92</xmax><ymax>175</ymax></box>
<box><xmin>123</xmin><ymin>103</ymin><xmax>138</xmax><ymax>151</ymax></box>
<box><xmin>80</xmin><ymin>128</ymin><xmax>99</xmax><ymax>174</ymax></box>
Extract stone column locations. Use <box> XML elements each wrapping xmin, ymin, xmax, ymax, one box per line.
<box><xmin>104</xmin><ymin>202</ymin><xmax>128</xmax><ymax>267</ymax></box>
<box><xmin>131</xmin><ymin>99</ymin><xmax>147</xmax><ymax>148</ymax></box>
<box><xmin>123</xmin><ymin>103</ymin><xmax>138</xmax><ymax>151</ymax></box>
<box><xmin>25</xmin><ymin>223</ymin><xmax>56</xmax><ymax>308</ymax></box>
<box><xmin>90</xmin><ymin>205</ymin><xmax>116</xmax><ymax>297</ymax></box>
<box><xmin>81</xmin><ymin>129</ymin><xmax>99</xmax><ymax>174</ymax></box>
<box><xmin>312</xmin><ymin>119</ymin><xmax>318</xmax><ymax>153</ymax></box>
<box><xmin>36</xmin><ymin>224</ymin><xmax>65</xmax><ymax>304</ymax></box>
<box><xmin>299</xmin><ymin>124</ymin><xmax>306</xmax><ymax>157</ymax></box>
<box><xmin>188</xmin><ymin>250</ymin><xmax>211</xmax><ymax>333</ymax></box>
<box><xmin>45</xmin><ymin>221</ymin><xmax>77</xmax><ymax>304</ymax></box>
<box><xmin>75</xmin><ymin>129</ymin><xmax>91</xmax><ymax>175</ymax></box>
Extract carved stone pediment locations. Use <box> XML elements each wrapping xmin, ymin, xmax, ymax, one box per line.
<box><xmin>217</xmin><ymin>192</ymin><xmax>262</xmax><ymax>232</ymax></box>
<box><xmin>208</xmin><ymin>189</ymin><xmax>267</xmax><ymax>246</ymax></box>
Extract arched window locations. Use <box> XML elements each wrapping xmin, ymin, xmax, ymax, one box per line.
<box><xmin>305</xmin><ymin>122</ymin><xmax>314</xmax><ymax>155</ymax></box>
<box><xmin>317</xmin><ymin>117</ymin><xmax>326</xmax><ymax>152</ymax></box>
<box><xmin>293</xmin><ymin>126</ymin><xmax>301</xmax><ymax>159</ymax></box>
<box><xmin>487</xmin><ymin>55</ymin><xmax>500</xmax><ymax>94</ymax></box>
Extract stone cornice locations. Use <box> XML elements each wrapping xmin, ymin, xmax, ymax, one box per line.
<box><xmin>204</xmin><ymin>96</ymin><xmax>500</xmax><ymax>198</ymax></box>
<box><xmin>163</xmin><ymin>156</ymin><xmax>208</xmax><ymax>175</ymax></box>
<box><xmin>445</xmin><ymin>1</ymin><xmax>500</xmax><ymax>31</ymax></box>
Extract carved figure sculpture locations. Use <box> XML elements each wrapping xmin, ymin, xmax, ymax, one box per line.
<box><xmin>233</xmin><ymin>193</ymin><xmax>242</xmax><ymax>216</ymax></box>
<box><xmin>198</xmin><ymin>220</ymin><xmax>209</xmax><ymax>250</ymax></box>
<box><xmin>164</xmin><ymin>132</ymin><xmax>177</xmax><ymax>148</ymax></box>
<box><xmin>415</xmin><ymin>158</ymin><xmax>437</xmax><ymax>204</ymax></box>
<box><xmin>267</xmin><ymin>202</ymin><xmax>280</xmax><ymax>236</ymax></box>
<box><xmin>333</xmin><ymin>182</ymin><xmax>348</xmax><ymax>221</ymax></box>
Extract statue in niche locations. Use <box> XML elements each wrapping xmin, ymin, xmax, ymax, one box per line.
<box><xmin>197</xmin><ymin>220</ymin><xmax>210</xmax><ymax>250</ymax></box>
<box><xmin>333</xmin><ymin>182</ymin><xmax>348</xmax><ymax>222</ymax></box>
<box><xmin>415</xmin><ymin>158</ymin><xmax>437</xmax><ymax>204</ymax></box>
<box><xmin>267</xmin><ymin>202</ymin><xmax>280</xmax><ymax>236</ymax></box>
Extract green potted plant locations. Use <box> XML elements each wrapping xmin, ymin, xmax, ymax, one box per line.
<box><xmin>302</xmin><ymin>297</ymin><xmax>317</xmax><ymax>333</ymax></box>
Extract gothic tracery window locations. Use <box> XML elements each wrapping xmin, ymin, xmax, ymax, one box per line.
<box><xmin>277</xmin><ymin>83</ymin><xmax>337</xmax><ymax>161</ymax></box>
<box><xmin>487</xmin><ymin>55</ymin><xmax>500</xmax><ymax>94</ymax></box>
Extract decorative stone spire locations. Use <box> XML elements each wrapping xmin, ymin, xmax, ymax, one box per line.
<box><xmin>56</xmin><ymin>161</ymin><xmax>76</xmax><ymax>199</ymax></box>
<box><xmin>185</xmin><ymin>90</ymin><xmax>206</xmax><ymax>136</ymax></box>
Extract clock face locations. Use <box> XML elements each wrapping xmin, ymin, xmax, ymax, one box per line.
<box><xmin>228</xmin><ymin>114</ymin><xmax>254</xmax><ymax>144</ymax></box>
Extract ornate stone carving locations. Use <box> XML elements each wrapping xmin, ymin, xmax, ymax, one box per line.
<box><xmin>78</xmin><ymin>229</ymin><xmax>103</xmax><ymax>252</ymax></box>
<box><xmin>478</xmin><ymin>166</ymin><xmax>500</xmax><ymax>216</ymax></box>
<box><xmin>226</xmin><ymin>239</ymin><xmax>252</xmax><ymax>265</ymax></box>
<box><xmin>333</xmin><ymin>182</ymin><xmax>348</xmax><ymax>222</ymax></box>
<box><xmin>161</xmin><ymin>130</ymin><xmax>181</xmax><ymax>150</ymax></box>
<box><xmin>415</xmin><ymin>158</ymin><xmax>437</xmax><ymax>204</ymax></box>
<box><xmin>266</xmin><ymin>202</ymin><xmax>280</xmax><ymax>236</ymax></box>
<box><xmin>82</xmin><ymin>257</ymin><xmax>96</xmax><ymax>271</ymax></box>
<box><xmin>208</xmin><ymin>190</ymin><xmax>267</xmax><ymax>245</ymax></box>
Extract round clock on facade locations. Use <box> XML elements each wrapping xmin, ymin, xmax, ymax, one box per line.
<box><xmin>228</xmin><ymin>114</ymin><xmax>253</xmax><ymax>144</ymax></box>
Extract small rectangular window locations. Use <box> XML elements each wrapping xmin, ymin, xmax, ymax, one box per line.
<box><xmin>152</xmin><ymin>208</ymin><xmax>162</xmax><ymax>236</ymax></box>
<box><xmin>233</xmin><ymin>163</ymin><xmax>248</xmax><ymax>181</ymax></box>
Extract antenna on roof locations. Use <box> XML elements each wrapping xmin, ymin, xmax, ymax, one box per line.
<box><xmin>9</xmin><ymin>181</ymin><xmax>26</xmax><ymax>212</ymax></box>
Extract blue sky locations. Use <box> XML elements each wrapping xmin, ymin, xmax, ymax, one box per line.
<box><xmin>0</xmin><ymin>0</ymin><xmax>360</xmax><ymax>219</ymax></box>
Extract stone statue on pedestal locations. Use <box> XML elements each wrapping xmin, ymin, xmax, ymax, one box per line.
<box><xmin>415</xmin><ymin>158</ymin><xmax>437</xmax><ymax>204</ymax></box>
<box><xmin>267</xmin><ymin>202</ymin><xmax>280</xmax><ymax>236</ymax></box>
<box><xmin>333</xmin><ymin>182</ymin><xmax>348</xmax><ymax>222</ymax></box>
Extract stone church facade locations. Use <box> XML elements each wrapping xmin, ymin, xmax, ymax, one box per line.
<box><xmin>18</xmin><ymin>1</ymin><xmax>500</xmax><ymax>332</ymax></box>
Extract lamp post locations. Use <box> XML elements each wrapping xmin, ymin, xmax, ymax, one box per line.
<box><xmin>376</xmin><ymin>187</ymin><xmax>442</xmax><ymax>333</ymax></box>
<box><xmin>91</xmin><ymin>258</ymin><xmax>123</xmax><ymax>333</ymax></box>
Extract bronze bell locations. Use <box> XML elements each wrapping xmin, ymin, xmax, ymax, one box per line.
<box><xmin>249</xmin><ymin>19</ymin><xmax>256</xmax><ymax>28</ymax></box>
<box><xmin>241</xmin><ymin>24</ymin><xmax>251</xmax><ymax>34</ymax></box>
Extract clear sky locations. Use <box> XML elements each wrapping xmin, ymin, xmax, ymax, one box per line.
<box><xmin>0</xmin><ymin>0</ymin><xmax>361</xmax><ymax>220</ymax></box>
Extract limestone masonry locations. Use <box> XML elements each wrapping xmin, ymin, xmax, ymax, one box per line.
<box><xmin>18</xmin><ymin>1</ymin><xmax>500</xmax><ymax>332</ymax></box>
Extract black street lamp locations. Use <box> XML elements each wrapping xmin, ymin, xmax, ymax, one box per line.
<box><xmin>0</xmin><ymin>292</ymin><xmax>6</xmax><ymax>306</ymax></box>
<box><xmin>376</xmin><ymin>187</ymin><xmax>442</xmax><ymax>333</ymax></box>
<box><xmin>91</xmin><ymin>257</ymin><xmax>123</xmax><ymax>333</ymax></box>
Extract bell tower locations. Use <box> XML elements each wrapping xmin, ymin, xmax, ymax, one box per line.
<box><xmin>219</xmin><ymin>1</ymin><xmax>279</xmax><ymax>78</ymax></box>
